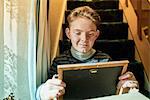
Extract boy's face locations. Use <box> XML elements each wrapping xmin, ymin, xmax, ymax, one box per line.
<box><xmin>66</xmin><ymin>17</ymin><xmax>100</xmax><ymax>53</ymax></box>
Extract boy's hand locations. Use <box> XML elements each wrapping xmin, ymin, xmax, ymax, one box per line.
<box><xmin>40</xmin><ymin>78</ymin><xmax>66</xmax><ymax>100</ymax></box>
<box><xmin>117</xmin><ymin>71</ymin><xmax>139</xmax><ymax>93</ymax></box>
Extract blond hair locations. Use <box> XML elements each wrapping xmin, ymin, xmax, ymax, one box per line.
<box><xmin>67</xmin><ymin>6</ymin><xmax>101</xmax><ymax>27</ymax></box>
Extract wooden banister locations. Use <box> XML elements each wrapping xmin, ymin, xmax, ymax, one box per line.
<box><xmin>119</xmin><ymin>0</ymin><xmax>150</xmax><ymax>83</ymax></box>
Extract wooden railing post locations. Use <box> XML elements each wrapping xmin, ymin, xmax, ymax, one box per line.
<box><xmin>137</xmin><ymin>0</ymin><xmax>142</xmax><ymax>40</ymax></box>
<box><xmin>125</xmin><ymin>0</ymin><xmax>128</xmax><ymax>7</ymax></box>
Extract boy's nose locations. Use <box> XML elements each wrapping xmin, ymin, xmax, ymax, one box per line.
<box><xmin>81</xmin><ymin>33</ymin><xmax>88</xmax><ymax>41</ymax></box>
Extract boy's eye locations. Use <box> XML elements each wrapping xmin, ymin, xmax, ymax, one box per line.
<box><xmin>74</xmin><ymin>32</ymin><xmax>81</xmax><ymax>35</ymax></box>
<box><xmin>88</xmin><ymin>32</ymin><xmax>95</xmax><ymax>36</ymax></box>
<box><xmin>88</xmin><ymin>32</ymin><xmax>94</xmax><ymax>35</ymax></box>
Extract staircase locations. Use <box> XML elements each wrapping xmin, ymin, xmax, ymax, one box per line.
<box><xmin>59</xmin><ymin>0</ymin><xmax>145</xmax><ymax>98</ymax></box>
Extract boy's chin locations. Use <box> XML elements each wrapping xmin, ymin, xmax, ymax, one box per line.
<box><xmin>78</xmin><ymin>49</ymin><xmax>89</xmax><ymax>53</ymax></box>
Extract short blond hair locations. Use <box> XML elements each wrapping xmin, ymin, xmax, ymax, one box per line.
<box><xmin>67</xmin><ymin>6</ymin><xmax>101</xmax><ymax>27</ymax></box>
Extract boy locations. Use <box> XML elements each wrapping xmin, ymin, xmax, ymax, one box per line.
<box><xmin>37</xmin><ymin>6</ymin><xmax>138</xmax><ymax>100</ymax></box>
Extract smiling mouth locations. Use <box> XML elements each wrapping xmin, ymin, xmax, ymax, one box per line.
<box><xmin>80</xmin><ymin>44</ymin><xmax>88</xmax><ymax>48</ymax></box>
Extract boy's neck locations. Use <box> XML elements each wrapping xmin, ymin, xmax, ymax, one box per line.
<box><xmin>71</xmin><ymin>46</ymin><xmax>96</xmax><ymax>61</ymax></box>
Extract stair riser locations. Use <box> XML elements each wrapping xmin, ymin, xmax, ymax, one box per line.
<box><xmin>65</xmin><ymin>10</ymin><xmax>123</xmax><ymax>22</ymax></box>
<box><xmin>59</xmin><ymin>40</ymin><xmax>135</xmax><ymax>61</ymax></box>
<box><xmin>67</xmin><ymin>1</ymin><xmax>119</xmax><ymax>10</ymax></box>
<box><xmin>62</xmin><ymin>23</ymin><xmax>128</xmax><ymax>40</ymax></box>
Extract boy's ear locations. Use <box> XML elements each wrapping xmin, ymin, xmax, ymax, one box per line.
<box><xmin>65</xmin><ymin>28</ymin><xmax>71</xmax><ymax>39</ymax></box>
<box><xmin>95</xmin><ymin>30</ymin><xmax>100</xmax><ymax>39</ymax></box>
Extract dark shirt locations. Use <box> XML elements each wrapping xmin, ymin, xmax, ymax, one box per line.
<box><xmin>48</xmin><ymin>50</ymin><xmax>111</xmax><ymax>78</ymax></box>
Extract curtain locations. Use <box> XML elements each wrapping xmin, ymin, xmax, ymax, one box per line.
<box><xmin>0</xmin><ymin>0</ymin><xmax>37</xmax><ymax>99</ymax></box>
<box><xmin>36</xmin><ymin>0</ymin><xmax>51</xmax><ymax>87</ymax></box>
<box><xmin>0</xmin><ymin>0</ymin><xmax>51</xmax><ymax>99</ymax></box>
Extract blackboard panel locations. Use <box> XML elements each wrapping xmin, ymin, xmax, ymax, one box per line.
<box><xmin>63</xmin><ymin>66</ymin><xmax>122</xmax><ymax>99</ymax></box>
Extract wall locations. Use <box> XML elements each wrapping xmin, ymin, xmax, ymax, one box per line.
<box><xmin>49</xmin><ymin>0</ymin><xmax>67</xmax><ymax>62</ymax></box>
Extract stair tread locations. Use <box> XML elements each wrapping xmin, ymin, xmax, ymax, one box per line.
<box><xmin>64</xmin><ymin>22</ymin><xmax>127</xmax><ymax>25</ymax></box>
<box><xmin>67</xmin><ymin>9</ymin><xmax>121</xmax><ymax>12</ymax></box>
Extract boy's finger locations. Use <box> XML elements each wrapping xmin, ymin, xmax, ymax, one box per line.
<box><xmin>119</xmin><ymin>72</ymin><xmax>134</xmax><ymax>80</ymax></box>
